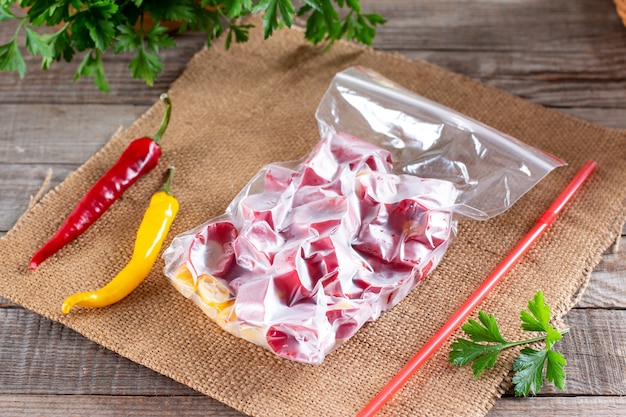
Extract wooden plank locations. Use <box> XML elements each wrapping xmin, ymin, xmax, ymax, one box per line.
<box><xmin>0</xmin><ymin>296</ymin><xmax>17</xmax><ymax>308</ymax></box>
<box><xmin>0</xmin><ymin>1</ymin><xmax>625</xmax><ymax>416</ymax></box>
<box><xmin>577</xmin><ymin>237</ymin><xmax>626</xmax><ymax>309</ymax></box>
<box><xmin>365</xmin><ymin>0</ymin><xmax>626</xmax><ymax>110</ymax></box>
<box><xmin>0</xmin><ymin>308</ymin><xmax>197</xmax><ymax>396</ymax></box>
<box><xmin>0</xmin><ymin>0</ymin><xmax>624</xmax><ymax>112</ymax></box>
<box><xmin>0</xmin><ymin>395</ymin><xmax>244</xmax><ymax>417</ymax></box>
<box><xmin>0</xmin><ymin>104</ymin><xmax>147</xmax><ymax>164</ymax></box>
<box><xmin>0</xmin><ymin>164</ymin><xmax>76</xmax><ymax>232</ymax></box>
<box><xmin>0</xmin><ymin>102</ymin><xmax>141</xmax><ymax>231</ymax></box>
<box><xmin>1</xmin><ymin>306</ymin><xmax>624</xmax><ymax>397</ymax></box>
<box><xmin>496</xmin><ymin>308</ymin><xmax>626</xmax><ymax>397</ymax></box>
<box><xmin>1</xmin><ymin>393</ymin><xmax>625</xmax><ymax>417</ymax></box>
<box><xmin>0</xmin><ymin>20</ymin><xmax>207</xmax><ymax>104</ymax></box>
<box><xmin>545</xmin><ymin>308</ymin><xmax>626</xmax><ymax>396</ymax></box>
<box><xmin>400</xmin><ymin>51</ymin><xmax>626</xmax><ymax>110</ymax></box>
<box><xmin>369</xmin><ymin>0</ymin><xmax>624</xmax><ymax>53</ymax></box>
<box><xmin>488</xmin><ymin>396</ymin><xmax>626</xmax><ymax>417</ymax></box>
<box><xmin>459</xmin><ymin>306</ymin><xmax>626</xmax><ymax>398</ymax></box>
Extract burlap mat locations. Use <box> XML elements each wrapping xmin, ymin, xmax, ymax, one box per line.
<box><xmin>2</xmin><ymin>18</ymin><xmax>626</xmax><ymax>417</ymax></box>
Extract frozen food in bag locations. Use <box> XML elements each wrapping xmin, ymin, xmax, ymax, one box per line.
<box><xmin>163</xmin><ymin>67</ymin><xmax>565</xmax><ymax>364</ymax></box>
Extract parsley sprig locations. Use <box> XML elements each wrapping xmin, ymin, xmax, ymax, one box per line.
<box><xmin>449</xmin><ymin>291</ymin><xmax>569</xmax><ymax>396</ymax></box>
<box><xmin>0</xmin><ymin>0</ymin><xmax>386</xmax><ymax>92</ymax></box>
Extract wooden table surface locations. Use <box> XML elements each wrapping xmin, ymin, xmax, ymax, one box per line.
<box><xmin>2</xmin><ymin>1</ymin><xmax>626</xmax><ymax>416</ymax></box>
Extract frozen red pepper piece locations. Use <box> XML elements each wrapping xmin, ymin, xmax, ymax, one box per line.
<box><xmin>190</xmin><ymin>221</ymin><xmax>238</xmax><ymax>278</ymax></box>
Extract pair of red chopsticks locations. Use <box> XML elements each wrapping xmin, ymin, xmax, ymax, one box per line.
<box><xmin>357</xmin><ymin>160</ymin><xmax>598</xmax><ymax>417</ymax></box>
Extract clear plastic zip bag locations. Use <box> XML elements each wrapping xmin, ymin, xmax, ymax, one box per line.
<box><xmin>162</xmin><ymin>67</ymin><xmax>565</xmax><ymax>364</ymax></box>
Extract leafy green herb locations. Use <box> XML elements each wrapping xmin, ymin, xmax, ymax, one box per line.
<box><xmin>40</xmin><ymin>26</ymin><xmax>73</xmax><ymax>69</ymax></box>
<box><xmin>0</xmin><ymin>0</ymin><xmax>386</xmax><ymax>91</ymax></box>
<box><xmin>74</xmin><ymin>49</ymin><xmax>109</xmax><ymax>92</ymax></box>
<box><xmin>25</xmin><ymin>25</ymin><xmax>52</xmax><ymax>59</ymax></box>
<box><xmin>449</xmin><ymin>291</ymin><xmax>569</xmax><ymax>396</ymax></box>
<box><xmin>0</xmin><ymin>15</ymin><xmax>25</xmax><ymax>77</ymax></box>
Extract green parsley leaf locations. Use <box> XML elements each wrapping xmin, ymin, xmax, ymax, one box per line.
<box><xmin>449</xmin><ymin>337</ymin><xmax>497</xmax><ymax>368</ymax></box>
<box><xmin>545</xmin><ymin>325</ymin><xmax>564</xmax><ymax>349</ymax></box>
<box><xmin>0</xmin><ymin>15</ymin><xmax>27</xmax><ymax>76</ymax></box>
<box><xmin>299</xmin><ymin>0</ymin><xmax>322</xmax><ymax>13</ymax></box>
<box><xmin>113</xmin><ymin>21</ymin><xmax>173</xmax><ymax>85</ymax></box>
<box><xmin>6</xmin><ymin>0</ymin><xmax>386</xmax><ymax>91</ymax></box>
<box><xmin>340</xmin><ymin>11</ymin><xmax>386</xmax><ymax>46</ymax></box>
<box><xmin>144</xmin><ymin>24</ymin><xmax>176</xmax><ymax>53</ymax></box>
<box><xmin>520</xmin><ymin>290</ymin><xmax>563</xmax><ymax>348</ymax></box>
<box><xmin>0</xmin><ymin>5</ymin><xmax>17</xmax><ymax>22</ymax></box>
<box><xmin>298</xmin><ymin>0</ymin><xmax>384</xmax><ymax>47</ymax></box>
<box><xmin>40</xmin><ymin>26</ymin><xmax>74</xmax><ymax>68</ymax></box>
<box><xmin>365</xmin><ymin>13</ymin><xmax>387</xmax><ymax>26</ymax></box>
<box><xmin>512</xmin><ymin>347</ymin><xmax>547</xmax><ymax>396</ymax></box>
<box><xmin>449</xmin><ymin>312</ymin><xmax>510</xmax><ymax>378</ymax></box>
<box><xmin>346</xmin><ymin>0</ymin><xmax>360</xmax><ymax>13</ymax></box>
<box><xmin>225</xmin><ymin>0</ymin><xmax>252</xmax><ymax>17</ymax></box>
<box><xmin>225</xmin><ymin>0</ymin><xmax>243</xmax><ymax>16</ymax></box>
<box><xmin>25</xmin><ymin>1</ymin><xmax>67</xmax><ymax>27</ymax></box>
<box><xmin>25</xmin><ymin>26</ymin><xmax>53</xmax><ymax>60</ymax></box>
<box><xmin>546</xmin><ymin>349</ymin><xmax>567</xmax><ymax>390</ymax></box>
<box><xmin>0</xmin><ymin>13</ymin><xmax>26</xmax><ymax>77</ymax></box>
<box><xmin>253</xmin><ymin>0</ymin><xmax>295</xmax><ymax>39</ymax></box>
<box><xmin>0</xmin><ymin>38</ymin><xmax>26</xmax><ymax>77</ymax></box>
<box><xmin>144</xmin><ymin>1</ymin><xmax>196</xmax><ymax>23</ymax></box>
<box><xmin>74</xmin><ymin>49</ymin><xmax>109</xmax><ymax>92</ymax></box>
<box><xmin>85</xmin><ymin>18</ymin><xmax>116</xmax><ymax>51</ymax></box>
<box><xmin>129</xmin><ymin>46</ymin><xmax>162</xmax><ymax>86</ymax></box>
<box><xmin>470</xmin><ymin>349</ymin><xmax>500</xmax><ymax>379</ymax></box>
<box><xmin>449</xmin><ymin>290</ymin><xmax>569</xmax><ymax>396</ymax></box>
<box><xmin>462</xmin><ymin>311</ymin><xmax>507</xmax><ymax>343</ymax></box>
<box><xmin>233</xmin><ymin>23</ymin><xmax>252</xmax><ymax>42</ymax></box>
<box><xmin>114</xmin><ymin>23</ymin><xmax>142</xmax><ymax>53</ymax></box>
<box><xmin>520</xmin><ymin>290</ymin><xmax>552</xmax><ymax>332</ymax></box>
<box><xmin>24</xmin><ymin>0</ymin><xmax>58</xmax><ymax>26</ymax></box>
<box><xmin>224</xmin><ymin>22</ymin><xmax>253</xmax><ymax>49</ymax></box>
<box><xmin>81</xmin><ymin>2</ymin><xmax>118</xmax><ymax>51</ymax></box>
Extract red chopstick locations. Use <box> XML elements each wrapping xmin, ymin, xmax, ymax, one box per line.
<box><xmin>357</xmin><ymin>159</ymin><xmax>598</xmax><ymax>417</ymax></box>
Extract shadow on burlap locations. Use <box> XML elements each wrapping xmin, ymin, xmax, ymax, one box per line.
<box><xmin>2</xmin><ymin>19</ymin><xmax>626</xmax><ymax>417</ymax></box>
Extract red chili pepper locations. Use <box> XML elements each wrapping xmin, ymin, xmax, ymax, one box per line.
<box><xmin>30</xmin><ymin>94</ymin><xmax>173</xmax><ymax>270</ymax></box>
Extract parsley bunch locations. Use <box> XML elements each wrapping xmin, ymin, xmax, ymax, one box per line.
<box><xmin>449</xmin><ymin>291</ymin><xmax>569</xmax><ymax>396</ymax></box>
<box><xmin>0</xmin><ymin>0</ymin><xmax>385</xmax><ymax>92</ymax></box>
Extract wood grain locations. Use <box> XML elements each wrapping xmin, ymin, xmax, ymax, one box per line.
<box><xmin>1</xmin><ymin>394</ymin><xmax>625</xmax><ymax>417</ymax></box>
<box><xmin>1</xmin><ymin>0</ymin><xmax>626</xmax><ymax>416</ymax></box>
<box><xmin>0</xmin><ymin>103</ymin><xmax>147</xmax><ymax>232</ymax></box>
<box><xmin>0</xmin><ymin>164</ymin><xmax>76</xmax><ymax>232</ymax></box>
<box><xmin>1</xmin><ymin>307</ymin><xmax>624</xmax><ymax>397</ymax></box>
<box><xmin>0</xmin><ymin>309</ymin><xmax>194</xmax><ymax>396</ymax></box>
<box><xmin>0</xmin><ymin>395</ymin><xmax>245</xmax><ymax>417</ymax></box>
<box><xmin>370</xmin><ymin>0</ymin><xmax>626</xmax><ymax>111</ymax></box>
<box><xmin>0</xmin><ymin>104</ymin><xmax>146</xmax><ymax>164</ymax></box>
<box><xmin>0</xmin><ymin>19</ymin><xmax>207</xmax><ymax>104</ymax></box>
<box><xmin>490</xmin><ymin>396</ymin><xmax>626</xmax><ymax>417</ymax></box>
<box><xmin>577</xmin><ymin>237</ymin><xmax>626</xmax><ymax>309</ymax></box>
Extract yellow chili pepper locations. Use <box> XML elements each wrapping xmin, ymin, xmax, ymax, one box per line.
<box><xmin>62</xmin><ymin>167</ymin><xmax>180</xmax><ymax>314</ymax></box>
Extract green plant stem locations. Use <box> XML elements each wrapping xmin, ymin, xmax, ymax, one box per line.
<box><xmin>500</xmin><ymin>328</ymin><xmax>570</xmax><ymax>351</ymax></box>
<box><xmin>12</xmin><ymin>18</ymin><xmax>26</xmax><ymax>40</ymax></box>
